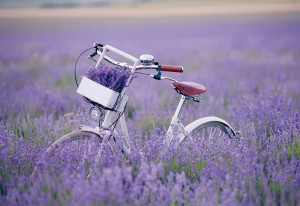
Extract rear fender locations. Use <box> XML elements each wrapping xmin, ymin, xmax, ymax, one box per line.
<box><xmin>182</xmin><ymin>116</ymin><xmax>236</xmax><ymax>142</ymax></box>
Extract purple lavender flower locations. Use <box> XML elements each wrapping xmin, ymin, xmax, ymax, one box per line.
<box><xmin>85</xmin><ymin>62</ymin><xmax>132</xmax><ymax>93</ymax></box>
<box><xmin>0</xmin><ymin>13</ymin><xmax>300</xmax><ymax>206</ymax></box>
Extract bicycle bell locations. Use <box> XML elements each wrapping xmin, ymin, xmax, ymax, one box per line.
<box><xmin>89</xmin><ymin>106</ymin><xmax>105</xmax><ymax>121</ymax></box>
<box><xmin>140</xmin><ymin>54</ymin><xmax>154</xmax><ymax>65</ymax></box>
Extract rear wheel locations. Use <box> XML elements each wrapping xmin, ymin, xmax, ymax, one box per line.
<box><xmin>181</xmin><ymin>121</ymin><xmax>237</xmax><ymax>157</ymax></box>
<box><xmin>33</xmin><ymin>131</ymin><xmax>103</xmax><ymax>177</ymax></box>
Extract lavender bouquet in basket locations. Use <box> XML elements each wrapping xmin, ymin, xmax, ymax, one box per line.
<box><xmin>85</xmin><ymin>62</ymin><xmax>132</xmax><ymax>93</ymax></box>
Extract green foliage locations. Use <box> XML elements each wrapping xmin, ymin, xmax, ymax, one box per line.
<box><xmin>138</xmin><ymin>116</ymin><xmax>169</xmax><ymax>134</ymax></box>
<box><xmin>269</xmin><ymin>182</ymin><xmax>282</xmax><ymax>205</ymax></box>
<box><xmin>287</xmin><ymin>141</ymin><xmax>300</xmax><ymax>159</ymax></box>
<box><xmin>55</xmin><ymin>74</ymin><xmax>74</xmax><ymax>90</ymax></box>
<box><xmin>127</xmin><ymin>105</ymin><xmax>135</xmax><ymax>120</ymax></box>
<box><xmin>235</xmin><ymin>189</ymin><xmax>243</xmax><ymax>202</ymax></box>
<box><xmin>164</xmin><ymin>158</ymin><xmax>206</xmax><ymax>182</ymax></box>
<box><xmin>274</xmin><ymin>140</ymin><xmax>300</xmax><ymax>162</ymax></box>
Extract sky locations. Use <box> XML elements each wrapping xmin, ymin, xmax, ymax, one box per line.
<box><xmin>0</xmin><ymin>0</ymin><xmax>137</xmax><ymax>8</ymax></box>
<box><xmin>0</xmin><ymin>0</ymin><xmax>186</xmax><ymax>9</ymax></box>
<box><xmin>1</xmin><ymin>0</ymin><xmax>291</xmax><ymax>9</ymax></box>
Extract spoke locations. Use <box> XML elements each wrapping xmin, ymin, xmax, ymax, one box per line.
<box><xmin>211</xmin><ymin>127</ymin><xmax>217</xmax><ymax>137</ymax></box>
<box><xmin>209</xmin><ymin>127</ymin><xmax>213</xmax><ymax>138</ymax></box>
<box><xmin>95</xmin><ymin>144</ymin><xmax>104</xmax><ymax>164</ymax></box>
<box><xmin>39</xmin><ymin>132</ymin><xmax>103</xmax><ymax>176</ymax></box>
<box><xmin>219</xmin><ymin>133</ymin><xmax>226</xmax><ymax>140</ymax></box>
<box><xmin>218</xmin><ymin>128</ymin><xmax>222</xmax><ymax>136</ymax></box>
<box><xmin>186</xmin><ymin>123</ymin><xmax>233</xmax><ymax>150</ymax></box>
<box><xmin>205</xmin><ymin>127</ymin><xmax>209</xmax><ymax>141</ymax></box>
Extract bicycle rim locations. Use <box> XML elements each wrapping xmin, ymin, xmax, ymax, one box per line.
<box><xmin>182</xmin><ymin>121</ymin><xmax>237</xmax><ymax>157</ymax></box>
<box><xmin>35</xmin><ymin>131</ymin><xmax>103</xmax><ymax>176</ymax></box>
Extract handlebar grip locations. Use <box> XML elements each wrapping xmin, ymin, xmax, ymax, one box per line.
<box><xmin>160</xmin><ymin>65</ymin><xmax>184</xmax><ymax>73</ymax></box>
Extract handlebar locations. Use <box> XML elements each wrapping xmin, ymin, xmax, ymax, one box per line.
<box><xmin>92</xmin><ymin>43</ymin><xmax>184</xmax><ymax>75</ymax></box>
<box><xmin>160</xmin><ymin>65</ymin><xmax>183</xmax><ymax>73</ymax></box>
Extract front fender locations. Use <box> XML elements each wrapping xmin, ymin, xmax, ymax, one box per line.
<box><xmin>78</xmin><ymin>125</ymin><xmax>101</xmax><ymax>137</ymax></box>
<box><xmin>79</xmin><ymin>125</ymin><xmax>130</xmax><ymax>154</ymax></box>
<box><xmin>78</xmin><ymin>125</ymin><xmax>117</xmax><ymax>137</ymax></box>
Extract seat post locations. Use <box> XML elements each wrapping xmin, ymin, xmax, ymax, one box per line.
<box><xmin>174</xmin><ymin>95</ymin><xmax>186</xmax><ymax>119</ymax></box>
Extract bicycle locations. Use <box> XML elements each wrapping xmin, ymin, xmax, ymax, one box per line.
<box><xmin>33</xmin><ymin>42</ymin><xmax>239</xmax><ymax>175</ymax></box>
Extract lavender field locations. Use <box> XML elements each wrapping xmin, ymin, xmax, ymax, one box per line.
<box><xmin>1</xmin><ymin>13</ymin><xmax>300</xmax><ymax>205</ymax></box>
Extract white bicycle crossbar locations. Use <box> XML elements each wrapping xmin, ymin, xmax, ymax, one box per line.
<box><xmin>97</xmin><ymin>45</ymin><xmax>139</xmax><ymax>66</ymax></box>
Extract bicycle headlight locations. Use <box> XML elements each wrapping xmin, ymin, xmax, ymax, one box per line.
<box><xmin>89</xmin><ymin>106</ymin><xmax>105</xmax><ymax>121</ymax></box>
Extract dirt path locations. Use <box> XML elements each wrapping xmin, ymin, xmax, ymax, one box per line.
<box><xmin>0</xmin><ymin>1</ymin><xmax>299</xmax><ymax>19</ymax></box>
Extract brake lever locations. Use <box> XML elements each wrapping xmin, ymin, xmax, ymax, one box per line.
<box><xmin>88</xmin><ymin>42</ymin><xmax>104</xmax><ymax>59</ymax></box>
<box><xmin>149</xmin><ymin>75</ymin><xmax>177</xmax><ymax>82</ymax></box>
<box><xmin>150</xmin><ymin>65</ymin><xmax>162</xmax><ymax>80</ymax></box>
<box><xmin>88</xmin><ymin>51</ymin><xmax>98</xmax><ymax>59</ymax></box>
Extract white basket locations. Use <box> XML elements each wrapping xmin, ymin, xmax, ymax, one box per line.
<box><xmin>77</xmin><ymin>76</ymin><xmax>128</xmax><ymax>112</ymax></box>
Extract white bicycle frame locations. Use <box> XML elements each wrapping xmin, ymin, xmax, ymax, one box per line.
<box><xmin>77</xmin><ymin>45</ymin><xmax>235</xmax><ymax>155</ymax></box>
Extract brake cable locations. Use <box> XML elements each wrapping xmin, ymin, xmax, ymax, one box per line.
<box><xmin>74</xmin><ymin>47</ymin><xmax>95</xmax><ymax>87</ymax></box>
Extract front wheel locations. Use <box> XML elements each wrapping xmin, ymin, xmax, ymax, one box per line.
<box><xmin>33</xmin><ymin>131</ymin><xmax>103</xmax><ymax>176</ymax></box>
<box><xmin>182</xmin><ymin>119</ymin><xmax>238</xmax><ymax>157</ymax></box>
